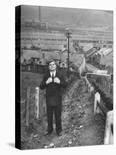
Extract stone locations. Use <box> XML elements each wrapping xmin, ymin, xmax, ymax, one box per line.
<box><xmin>49</xmin><ymin>143</ymin><xmax>55</xmax><ymax>147</ymax></box>
<box><xmin>68</xmin><ymin>140</ymin><xmax>72</xmax><ymax>145</ymax></box>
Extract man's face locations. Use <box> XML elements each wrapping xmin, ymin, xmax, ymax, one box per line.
<box><xmin>49</xmin><ymin>61</ymin><xmax>56</xmax><ymax>71</ymax></box>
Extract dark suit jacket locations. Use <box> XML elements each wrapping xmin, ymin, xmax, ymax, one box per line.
<box><xmin>40</xmin><ymin>70</ymin><xmax>67</xmax><ymax>106</ymax></box>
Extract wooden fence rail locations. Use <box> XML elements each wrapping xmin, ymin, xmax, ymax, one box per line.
<box><xmin>35</xmin><ymin>87</ymin><xmax>40</xmax><ymax>119</ymax></box>
<box><xmin>82</xmin><ymin>75</ymin><xmax>113</xmax><ymax>145</ymax></box>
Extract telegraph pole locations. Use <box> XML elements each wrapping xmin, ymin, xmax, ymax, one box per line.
<box><xmin>38</xmin><ymin>6</ymin><xmax>41</xmax><ymax>22</ymax></box>
<box><xmin>65</xmin><ymin>28</ymin><xmax>72</xmax><ymax>78</ymax></box>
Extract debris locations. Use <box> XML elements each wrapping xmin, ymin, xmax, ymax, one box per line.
<box><xmin>33</xmin><ymin>134</ymin><xmax>38</xmax><ymax>138</ymax></box>
<box><xmin>80</xmin><ymin>111</ymin><xmax>85</xmax><ymax>115</ymax></box>
<box><xmin>68</xmin><ymin>140</ymin><xmax>72</xmax><ymax>145</ymax></box>
<box><xmin>73</xmin><ymin>129</ymin><xmax>77</xmax><ymax>134</ymax></box>
<box><xmin>44</xmin><ymin>145</ymin><xmax>48</xmax><ymax>149</ymax></box>
<box><xmin>79</xmin><ymin>125</ymin><xmax>83</xmax><ymax>129</ymax></box>
<box><xmin>49</xmin><ymin>143</ymin><xmax>55</xmax><ymax>147</ymax></box>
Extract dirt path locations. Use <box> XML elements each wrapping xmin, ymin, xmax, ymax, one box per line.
<box><xmin>78</xmin><ymin>103</ymin><xmax>105</xmax><ymax>146</ymax></box>
<box><xmin>21</xmin><ymin>78</ymin><xmax>105</xmax><ymax>149</ymax></box>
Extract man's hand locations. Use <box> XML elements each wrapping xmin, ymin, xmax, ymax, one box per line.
<box><xmin>54</xmin><ymin>77</ymin><xmax>60</xmax><ymax>84</ymax></box>
<box><xmin>46</xmin><ymin>77</ymin><xmax>52</xmax><ymax>84</ymax></box>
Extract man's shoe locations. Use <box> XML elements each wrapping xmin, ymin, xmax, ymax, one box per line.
<box><xmin>57</xmin><ymin>132</ymin><xmax>62</xmax><ymax>136</ymax></box>
<box><xmin>44</xmin><ymin>131</ymin><xmax>52</xmax><ymax>136</ymax></box>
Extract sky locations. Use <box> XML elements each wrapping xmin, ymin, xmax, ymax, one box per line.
<box><xmin>21</xmin><ymin>5</ymin><xmax>113</xmax><ymax>21</ymax></box>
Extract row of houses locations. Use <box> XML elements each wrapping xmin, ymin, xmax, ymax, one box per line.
<box><xmin>20</xmin><ymin>28</ymin><xmax>113</xmax><ymax>52</ymax></box>
<box><xmin>21</xmin><ymin>45</ymin><xmax>113</xmax><ymax>75</ymax></box>
<box><xmin>86</xmin><ymin>47</ymin><xmax>113</xmax><ymax>73</ymax></box>
<box><xmin>21</xmin><ymin>49</ymin><xmax>85</xmax><ymax>70</ymax></box>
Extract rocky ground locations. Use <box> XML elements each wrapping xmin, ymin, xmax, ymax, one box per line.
<box><xmin>20</xmin><ymin>73</ymin><xmax>106</xmax><ymax>150</ymax></box>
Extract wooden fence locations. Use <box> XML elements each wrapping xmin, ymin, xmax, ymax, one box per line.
<box><xmin>83</xmin><ymin>74</ymin><xmax>113</xmax><ymax>145</ymax></box>
<box><xmin>21</xmin><ymin>86</ymin><xmax>46</xmax><ymax>127</ymax></box>
<box><xmin>21</xmin><ymin>64</ymin><xmax>47</xmax><ymax>74</ymax></box>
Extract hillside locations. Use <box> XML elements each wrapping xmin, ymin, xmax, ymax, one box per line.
<box><xmin>20</xmin><ymin>72</ymin><xmax>105</xmax><ymax>149</ymax></box>
<box><xmin>21</xmin><ymin>5</ymin><xmax>113</xmax><ymax>30</ymax></box>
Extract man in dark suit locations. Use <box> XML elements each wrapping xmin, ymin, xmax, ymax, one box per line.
<box><xmin>40</xmin><ymin>59</ymin><xmax>67</xmax><ymax>136</ymax></box>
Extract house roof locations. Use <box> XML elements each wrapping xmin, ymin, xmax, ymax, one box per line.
<box><xmin>97</xmin><ymin>48</ymin><xmax>112</xmax><ymax>56</ymax></box>
<box><xmin>100</xmin><ymin>52</ymin><xmax>113</xmax><ymax>67</ymax></box>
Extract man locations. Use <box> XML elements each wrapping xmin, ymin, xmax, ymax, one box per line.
<box><xmin>40</xmin><ymin>59</ymin><xmax>67</xmax><ymax>136</ymax></box>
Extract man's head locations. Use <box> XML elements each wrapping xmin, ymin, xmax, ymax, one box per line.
<box><xmin>48</xmin><ymin>60</ymin><xmax>56</xmax><ymax>72</ymax></box>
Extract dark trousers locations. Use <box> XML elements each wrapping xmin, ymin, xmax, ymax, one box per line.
<box><xmin>46</xmin><ymin>105</ymin><xmax>62</xmax><ymax>134</ymax></box>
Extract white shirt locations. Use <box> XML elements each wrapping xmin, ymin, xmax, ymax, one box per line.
<box><xmin>50</xmin><ymin>71</ymin><xmax>56</xmax><ymax>77</ymax></box>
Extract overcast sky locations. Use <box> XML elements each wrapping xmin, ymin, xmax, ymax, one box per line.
<box><xmin>20</xmin><ymin>5</ymin><xmax>113</xmax><ymax>29</ymax></box>
<box><xmin>21</xmin><ymin>5</ymin><xmax>113</xmax><ymax>20</ymax></box>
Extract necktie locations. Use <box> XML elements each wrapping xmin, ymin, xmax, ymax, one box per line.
<box><xmin>52</xmin><ymin>73</ymin><xmax>54</xmax><ymax>78</ymax></box>
<box><xmin>51</xmin><ymin>72</ymin><xmax>54</xmax><ymax>82</ymax></box>
<box><xmin>51</xmin><ymin>72</ymin><xmax>54</xmax><ymax>78</ymax></box>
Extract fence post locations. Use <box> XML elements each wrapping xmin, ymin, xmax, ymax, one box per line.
<box><xmin>104</xmin><ymin>110</ymin><xmax>113</xmax><ymax>144</ymax></box>
<box><xmin>94</xmin><ymin>92</ymin><xmax>101</xmax><ymax>115</ymax></box>
<box><xmin>26</xmin><ymin>87</ymin><xmax>30</xmax><ymax>126</ymax></box>
<box><xmin>35</xmin><ymin>87</ymin><xmax>40</xmax><ymax>119</ymax></box>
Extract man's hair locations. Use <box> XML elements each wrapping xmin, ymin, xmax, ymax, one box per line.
<box><xmin>47</xmin><ymin>59</ymin><xmax>56</xmax><ymax>65</ymax></box>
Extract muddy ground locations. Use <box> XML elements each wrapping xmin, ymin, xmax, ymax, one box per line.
<box><xmin>20</xmin><ymin>72</ymin><xmax>105</xmax><ymax>150</ymax></box>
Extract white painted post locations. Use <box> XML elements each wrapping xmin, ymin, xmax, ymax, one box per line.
<box><xmin>104</xmin><ymin>110</ymin><xmax>113</xmax><ymax>144</ymax></box>
<box><xmin>94</xmin><ymin>92</ymin><xmax>101</xmax><ymax>115</ymax></box>
<box><xmin>84</xmin><ymin>76</ymin><xmax>91</xmax><ymax>92</ymax></box>
<box><xmin>35</xmin><ymin>87</ymin><xmax>40</xmax><ymax>119</ymax></box>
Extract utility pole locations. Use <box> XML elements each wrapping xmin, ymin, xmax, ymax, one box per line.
<box><xmin>65</xmin><ymin>28</ymin><xmax>72</xmax><ymax>78</ymax></box>
<box><xmin>38</xmin><ymin>6</ymin><xmax>41</xmax><ymax>22</ymax></box>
